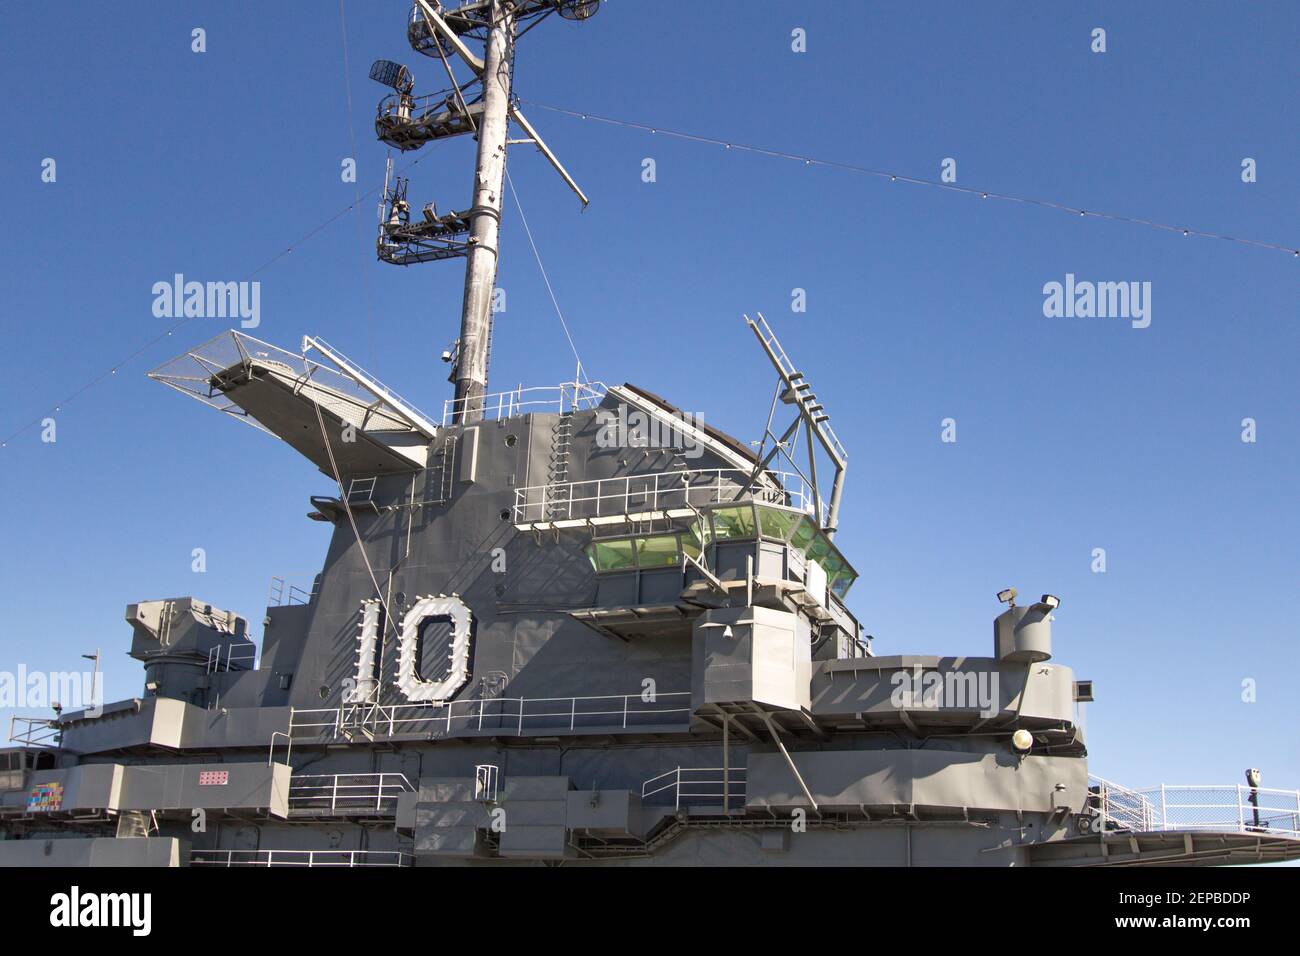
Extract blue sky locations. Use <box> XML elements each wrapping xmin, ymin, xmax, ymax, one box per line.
<box><xmin>0</xmin><ymin>1</ymin><xmax>1296</xmax><ymax>795</ymax></box>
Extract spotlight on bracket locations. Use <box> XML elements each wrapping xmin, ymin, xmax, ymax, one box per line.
<box><xmin>369</xmin><ymin>59</ymin><xmax>414</xmax><ymax>95</ymax></box>
<box><xmin>555</xmin><ymin>0</ymin><xmax>603</xmax><ymax>21</ymax></box>
<box><xmin>1012</xmin><ymin>729</ymin><xmax>1034</xmax><ymax>753</ymax></box>
<box><xmin>996</xmin><ymin>587</ymin><xmax>1018</xmax><ymax>607</ymax></box>
<box><xmin>1039</xmin><ymin>594</ymin><xmax>1060</xmax><ymax>610</ymax></box>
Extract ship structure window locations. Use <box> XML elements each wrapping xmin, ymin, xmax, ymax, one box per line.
<box><xmin>711</xmin><ymin>505</ymin><xmax>756</xmax><ymax>539</ymax></box>
<box><xmin>789</xmin><ymin>515</ymin><xmax>818</xmax><ymax>552</ymax></box>
<box><xmin>581</xmin><ymin>507</ymin><xmax>858</xmax><ymax>596</ymax></box>
<box><xmin>637</xmin><ymin>535</ymin><xmax>680</xmax><ymax>568</ymax></box>
<box><xmin>758</xmin><ymin>506</ymin><xmax>799</xmax><ymax>542</ymax></box>
<box><xmin>681</xmin><ymin>525</ymin><xmax>703</xmax><ymax>560</ymax></box>
<box><xmin>588</xmin><ymin>538</ymin><xmax>636</xmax><ymax>571</ymax></box>
<box><xmin>587</xmin><ymin>533</ymin><xmax>691</xmax><ymax>571</ymax></box>
<box><xmin>752</xmin><ymin>505</ymin><xmax>859</xmax><ymax>598</ymax></box>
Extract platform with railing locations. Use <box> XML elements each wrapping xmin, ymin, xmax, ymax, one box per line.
<box><xmin>204</xmin><ymin>644</ymin><xmax>257</xmax><ymax>674</ymax></box>
<box><xmin>268</xmin><ymin>575</ymin><xmax>315</xmax><ymax>608</ymax></box>
<box><xmin>512</xmin><ymin>467</ymin><xmax>814</xmax><ymax>529</ymax></box>
<box><xmin>442</xmin><ymin>381</ymin><xmax>607</xmax><ymax>425</ymax></box>
<box><xmin>287</xmin><ymin>772</ymin><xmax>414</xmax><ymax>817</ymax></box>
<box><xmin>1090</xmin><ymin>776</ymin><xmax>1300</xmax><ymax>839</ymax></box>
<box><xmin>7</xmin><ymin>715</ymin><xmax>61</xmax><ymax>748</ymax></box>
<box><xmin>190</xmin><ymin>849</ymin><xmax>412</xmax><ymax>868</ymax></box>
<box><xmin>289</xmin><ymin>690</ymin><xmax>693</xmax><ymax>743</ymax></box>
<box><xmin>642</xmin><ymin>767</ymin><xmax>747</xmax><ymax>813</ymax></box>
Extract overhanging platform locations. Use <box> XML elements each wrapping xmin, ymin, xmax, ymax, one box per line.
<box><xmin>149</xmin><ymin>331</ymin><xmax>436</xmax><ymax>475</ymax></box>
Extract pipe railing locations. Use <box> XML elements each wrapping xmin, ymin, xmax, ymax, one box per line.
<box><xmin>287</xmin><ymin>772</ymin><xmax>415</xmax><ymax>815</ymax></box>
<box><xmin>204</xmin><ymin>644</ymin><xmax>258</xmax><ymax>674</ymax></box>
<box><xmin>513</xmin><ymin>468</ymin><xmax>812</xmax><ymax>525</ymax></box>
<box><xmin>1091</xmin><ymin>776</ymin><xmax>1300</xmax><ymax>838</ymax></box>
<box><xmin>290</xmin><ymin>691</ymin><xmax>692</xmax><ymax>742</ymax></box>
<box><xmin>190</xmin><ymin>849</ymin><xmax>412</xmax><ymax>868</ymax></box>
<box><xmin>7</xmin><ymin>715</ymin><xmax>61</xmax><ymax>748</ymax></box>
<box><xmin>642</xmin><ymin>767</ymin><xmax>747</xmax><ymax>812</ymax></box>
<box><xmin>442</xmin><ymin>381</ymin><xmax>607</xmax><ymax>425</ymax></box>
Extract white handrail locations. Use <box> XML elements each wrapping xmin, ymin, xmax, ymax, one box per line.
<box><xmin>642</xmin><ymin>767</ymin><xmax>747</xmax><ymax>811</ymax></box>
<box><xmin>287</xmin><ymin>772</ymin><xmax>415</xmax><ymax>814</ymax></box>
<box><xmin>513</xmin><ymin>467</ymin><xmax>815</xmax><ymax>525</ymax></box>
<box><xmin>190</xmin><ymin>849</ymin><xmax>412</xmax><ymax>867</ymax></box>
<box><xmin>290</xmin><ymin>691</ymin><xmax>693</xmax><ymax>741</ymax></box>
<box><xmin>1090</xmin><ymin>776</ymin><xmax>1300</xmax><ymax>838</ymax></box>
<box><xmin>442</xmin><ymin>381</ymin><xmax>607</xmax><ymax>425</ymax></box>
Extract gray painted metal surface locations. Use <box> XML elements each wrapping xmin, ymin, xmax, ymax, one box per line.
<box><xmin>3</xmin><ymin>1</ymin><xmax>1296</xmax><ymax>869</ymax></box>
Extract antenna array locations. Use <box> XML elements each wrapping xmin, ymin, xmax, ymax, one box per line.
<box><xmin>369</xmin><ymin>1</ymin><xmax>600</xmax><ymax>423</ymax></box>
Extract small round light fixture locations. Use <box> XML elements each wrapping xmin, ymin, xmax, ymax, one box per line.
<box><xmin>1011</xmin><ymin>729</ymin><xmax>1034</xmax><ymax>753</ymax></box>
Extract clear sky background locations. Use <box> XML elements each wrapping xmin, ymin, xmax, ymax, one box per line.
<box><xmin>0</xmin><ymin>2</ymin><xmax>1296</xmax><ymax>795</ymax></box>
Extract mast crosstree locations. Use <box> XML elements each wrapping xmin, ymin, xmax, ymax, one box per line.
<box><xmin>371</xmin><ymin>0</ymin><xmax>599</xmax><ymax>424</ymax></box>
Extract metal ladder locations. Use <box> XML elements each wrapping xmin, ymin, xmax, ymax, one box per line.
<box><xmin>543</xmin><ymin>411</ymin><xmax>575</xmax><ymax>518</ymax></box>
<box><xmin>429</xmin><ymin>434</ymin><xmax>457</xmax><ymax>504</ymax></box>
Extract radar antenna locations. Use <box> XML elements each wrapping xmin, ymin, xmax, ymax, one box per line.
<box><xmin>370</xmin><ymin>1</ymin><xmax>600</xmax><ymax>423</ymax></box>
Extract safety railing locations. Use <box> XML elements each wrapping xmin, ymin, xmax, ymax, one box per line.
<box><xmin>8</xmin><ymin>715</ymin><xmax>61</xmax><ymax>748</ymax></box>
<box><xmin>190</xmin><ymin>849</ymin><xmax>413</xmax><ymax>868</ymax></box>
<box><xmin>149</xmin><ymin>330</ymin><xmax>430</xmax><ymax>440</ymax></box>
<box><xmin>1089</xmin><ymin>775</ymin><xmax>1156</xmax><ymax>832</ymax></box>
<box><xmin>642</xmin><ymin>767</ymin><xmax>747</xmax><ymax>812</ymax></box>
<box><xmin>1091</xmin><ymin>776</ymin><xmax>1300</xmax><ymax>839</ymax></box>
<box><xmin>442</xmin><ymin>381</ymin><xmax>607</xmax><ymax>425</ymax></box>
<box><xmin>1149</xmin><ymin>784</ymin><xmax>1300</xmax><ymax>838</ymax></box>
<box><xmin>513</xmin><ymin>468</ymin><xmax>812</xmax><ymax>525</ymax></box>
<box><xmin>289</xmin><ymin>691</ymin><xmax>692</xmax><ymax>741</ymax></box>
<box><xmin>287</xmin><ymin>773</ymin><xmax>415</xmax><ymax>816</ymax></box>
<box><xmin>205</xmin><ymin>644</ymin><xmax>257</xmax><ymax>674</ymax></box>
<box><xmin>268</xmin><ymin>576</ymin><xmax>314</xmax><ymax>607</ymax></box>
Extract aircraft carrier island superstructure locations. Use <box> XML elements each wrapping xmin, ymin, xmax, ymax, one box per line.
<box><xmin>3</xmin><ymin>1</ymin><xmax>1299</xmax><ymax>868</ymax></box>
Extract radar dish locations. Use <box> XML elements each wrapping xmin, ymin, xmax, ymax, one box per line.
<box><xmin>556</xmin><ymin>0</ymin><xmax>601</xmax><ymax>21</ymax></box>
<box><xmin>369</xmin><ymin>59</ymin><xmax>414</xmax><ymax>95</ymax></box>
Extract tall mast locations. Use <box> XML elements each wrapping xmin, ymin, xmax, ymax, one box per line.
<box><xmin>370</xmin><ymin>0</ymin><xmax>599</xmax><ymax>424</ymax></box>
<box><xmin>453</xmin><ymin>2</ymin><xmax>514</xmax><ymax>423</ymax></box>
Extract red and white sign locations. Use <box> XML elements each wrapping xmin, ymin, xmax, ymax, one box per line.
<box><xmin>198</xmin><ymin>770</ymin><xmax>229</xmax><ymax>786</ymax></box>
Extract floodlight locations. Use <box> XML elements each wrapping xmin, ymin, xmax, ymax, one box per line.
<box><xmin>369</xmin><ymin>59</ymin><xmax>415</xmax><ymax>95</ymax></box>
<box><xmin>556</xmin><ymin>0</ymin><xmax>602</xmax><ymax>21</ymax></box>
<box><xmin>996</xmin><ymin>587</ymin><xmax>1017</xmax><ymax>607</ymax></box>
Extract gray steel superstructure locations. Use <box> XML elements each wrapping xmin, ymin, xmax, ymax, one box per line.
<box><xmin>3</xmin><ymin>0</ymin><xmax>1298</xmax><ymax>868</ymax></box>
